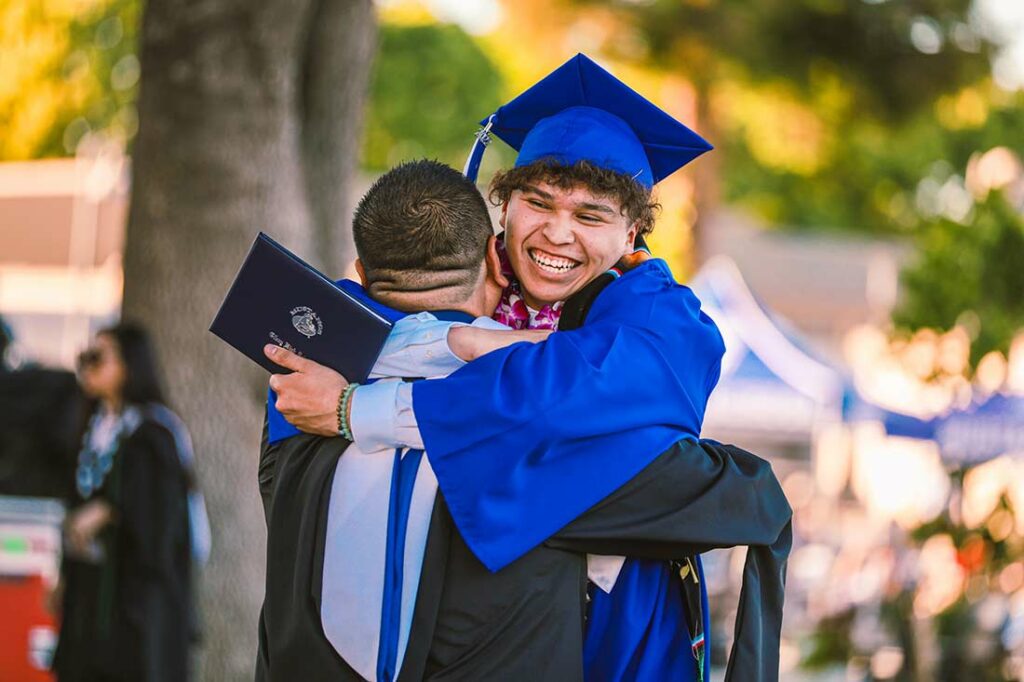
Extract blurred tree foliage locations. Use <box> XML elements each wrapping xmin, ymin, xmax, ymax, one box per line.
<box><xmin>605</xmin><ymin>0</ymin><xmax>991</xmax><ymax>116</ymax></box>
<box><xmin>732</xmin><ymin>91</ymin><xmax>1024</xmax><ymax>234</ymax></box>
<box><xmin>576</xmin><ymin>0</ymin><xmax>1022</xmax><ymax>234</ymax></box>
<box><xmin>2</xmin><ymin>5</ymin><xmax>505</xmax><ymax>173</ymax></box>
<box><xmin>362</xmin><ymin>22</ymin><xmax>505</xmax><ymax>171</ymax></box>
<box><xmin>895</xmin><ymin>191</ymin><xmax>1024</xmax><ymax>363</ymax></box>
<box><xmin>0</xmin><ymin>0</ymin><xmax>139</xmax><ymax>159</ymax></box>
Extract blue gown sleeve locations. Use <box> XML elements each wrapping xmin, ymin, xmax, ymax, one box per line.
<box><xmin>412</xmin><ymin>259</ymin><xmax>725</xmax><ymax>571</ymax></box>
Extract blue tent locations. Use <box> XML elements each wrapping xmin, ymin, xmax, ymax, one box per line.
<box><xmin>690</xmin><ymin>257</ymin><xmax>852</xmax><ymax>440</ymax></box>
<box><xmin>867</xmin><ymin>390</ymin><xmax>1024</xmax><ymax>466</ymax></box>
<box><xmin>877</xmin><ymin>409</ymin><xmax>940</xmax><ymax>441</ymax></box>
<box><xmin>933</xmin><ymin>392</ymin><xmax>1024</xmax><ymax>465</ymax></box>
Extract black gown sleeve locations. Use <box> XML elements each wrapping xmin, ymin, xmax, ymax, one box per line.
<box><xmin>546</xmin><ymin>439</ymin><xmax>791</xmax><ymax>559</ymax></box>
<box><xmin>547</xmin><ymin>439</ymin><xmax>793</xmax><ymax>682</ymax></box>
<box><xmin>257</xmin><ymin>428</ymin><xmax>361</xmax><ymax>681</ymax></box>
<box><xmin>258</xmin><ymin>413</ymin><xmax>279</xmax><ymax>527</ymax></box>
<box><xmin>112</xmin><ymin>421</ymin><xmax>191</xmax><ymax>682</ymax></box>
<box><xmin>117</xmin><ymin>422</ymin><xmax>186</xmax><ymax>574</ymax></box>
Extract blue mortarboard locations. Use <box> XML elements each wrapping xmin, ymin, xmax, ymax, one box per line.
<box><xmin>464</xmin><ymin>54</ymin><xmax>712</xmax><ymax>188</ymax></box>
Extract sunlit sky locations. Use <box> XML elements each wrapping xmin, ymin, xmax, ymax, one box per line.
<box><xmin>973</xmin><ymin>0</ymin><xmax>1024</xmax><ymax>89</ymax></box>
<box><xmin>380</xmin><ymin>0</ymin><xmax>502</xmax><ymax>34</ymax></box>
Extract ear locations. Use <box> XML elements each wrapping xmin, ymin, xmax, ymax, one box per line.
<box><xmin>484</xmin><ymin>235</ymin><xmax>510</xmax><ymax>289</ymax></box>
<box><xmin>498</xmin><ymin>202</ymin><xmax>509</xmax><ymax>230</ymax></box>
<box><xmin>354</xmin><ymin>258</ymin><xmax>368</xmax><ymax>287</ymax></box>
<box><xmin>625</xmin><ymin>222</ymin><xmax>640</xmax><ymax>253</ymax></box>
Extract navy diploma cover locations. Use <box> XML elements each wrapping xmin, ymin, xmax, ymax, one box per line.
<box><xmin>210</xmin><ymin>232</ymin><xmax>392</xmax><ymax>382</ymax></box>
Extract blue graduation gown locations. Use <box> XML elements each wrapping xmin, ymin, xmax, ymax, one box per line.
<box><xmin>412</xmin><ymin>258</ymin><xmax>725</xmax><ymax>572</ymax></box>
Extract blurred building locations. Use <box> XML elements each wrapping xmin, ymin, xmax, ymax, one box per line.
<box><xmin>703</xmin><ymin>209</ymin><xmax>910</xmax><ymax>357</ymax></box>
<box><xmin>0</xmin><ymin>152</ymin><xmax>128</xmax><ymax>368</ymax></box>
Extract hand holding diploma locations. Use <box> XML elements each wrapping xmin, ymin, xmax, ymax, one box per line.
<box><xmin>265</xmin><ymin>344</ymin><xmax>349</xmax><ymax>437</ymax></box>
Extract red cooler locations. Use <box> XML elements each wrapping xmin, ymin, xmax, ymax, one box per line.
<box><xmin>0</xmin><ymin>496</ymin><xmax>63</xmax><ymax>682</ymax></box>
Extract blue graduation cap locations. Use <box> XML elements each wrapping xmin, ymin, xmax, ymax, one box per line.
<box><xmin>463</xmin><ymin>53</ymin><xmax>712</xmax><ymax>187</ymax></box>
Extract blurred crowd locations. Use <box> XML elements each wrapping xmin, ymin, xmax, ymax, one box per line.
<box><xmin>0</xmin><ymin>315</ymin><xmax>201</xmax><ymax>682</ymax></box>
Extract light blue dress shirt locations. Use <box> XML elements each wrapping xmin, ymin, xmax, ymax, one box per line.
<box><xmin>350</xmin><ymin>314</ymin><xmax>509</xmax><ymax>452</ymax></box>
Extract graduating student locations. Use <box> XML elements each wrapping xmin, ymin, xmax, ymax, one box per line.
<box><xmin>266</xmin><ymin>56</ymin><xmax>791</xmax><ymax>681</ymax></box>
<box><xmin>53</xmin><ymin>324</ymin><xmax>194</xmax><ymax>682</ymax></box>
<box><xmin>258</xmin><ymin>160</ymin><xmax>543</xmax><ymax>681</ymax></box>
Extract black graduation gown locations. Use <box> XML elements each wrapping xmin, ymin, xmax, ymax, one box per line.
<box><xmin>256</xmin><ymin>427</ymin><xmax>791</xmax><ymax>682</ymax></box>
<box><xmin>53</xmin><ymin>419</ymin><xmax>192</xmax><ymax>682</ymax></box>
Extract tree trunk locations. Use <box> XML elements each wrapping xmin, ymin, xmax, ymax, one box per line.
<box><xmin>690</xmin><ymin>79</ymin><xmax>720</xmax><ymax>269</ymax></box>
<box><xmin>300</xmin><ymin>0</ymin><xmax>376</xmax><ymax>276</ymax></box>
<box><xmin>121</xmin><ymin>2</ymin><xmax>375</xmax><ymax>679</ymax></box>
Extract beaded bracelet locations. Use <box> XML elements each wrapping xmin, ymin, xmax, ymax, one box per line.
<box><xmin>337</xmin><ymin>382</ymin><xmax>359</xmax><ymax>440</ymax></box>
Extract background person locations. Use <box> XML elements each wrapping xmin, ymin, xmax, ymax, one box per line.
<box><xmin>53</xmin><ymin>323</ymin><xmax>194</xmax><ymax>682</ymax></box>
<box><xmin>0</xmin><ymin>314</ymin><xmax>82</xmax><ymax>499</ymax></box>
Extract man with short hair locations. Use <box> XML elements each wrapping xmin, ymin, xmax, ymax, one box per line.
<box><xmin>258</xmin><ymin>158</ymin><xmax>525</xmax><ymax>681</ymax></box>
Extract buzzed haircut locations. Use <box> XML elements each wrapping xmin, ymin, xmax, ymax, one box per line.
<box><xmin>353</xmin><ymin>160</ymin><xmax>493</xmax><ymax>294</ymax></box>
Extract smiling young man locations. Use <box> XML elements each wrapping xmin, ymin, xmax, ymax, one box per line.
<box><xmin>431</xmin><ymin>162</ymin><xmax>657</xmax><ymax>362</ymax></box>
<box><xmin>269</xmin><ymin>54</ymin><xmax>791</xmax><ymax>681</ymax></box>
<box><xmin>495</xmin><ymin>165</ymin><xmax>649</xmax><ymax>306</ymax></box>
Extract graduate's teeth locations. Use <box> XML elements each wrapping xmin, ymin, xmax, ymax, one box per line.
<box><xmin>529</xmin><ymin>250</ymin><xmax>579</xmax><ymax>273</ymax></box>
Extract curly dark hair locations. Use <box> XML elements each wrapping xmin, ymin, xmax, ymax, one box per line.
<box><xmin>488</xmin><ymin>159</ymin><xmax>660</xmax><ymax>235</ymax></box>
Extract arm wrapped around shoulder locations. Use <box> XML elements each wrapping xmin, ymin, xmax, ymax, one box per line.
<box><xmin>411</xmin><ymin>259</ymin><xmax>729</xmax><ymax>571</ymax></box>
<box><xmin>548</xmin><ymin>439</ymin><xmax>792</xmax><ymax>557</ymax></box>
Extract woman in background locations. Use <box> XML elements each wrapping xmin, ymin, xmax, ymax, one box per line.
<box><xmin>53</xmin><ymin>322</ymin><xmax>194</xmax><ymax>682</ymax></box>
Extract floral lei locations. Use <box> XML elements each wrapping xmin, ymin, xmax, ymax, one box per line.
<box><xmin>491</xmin><ymin>238</ymin><xmax>564</xmax><ymax>331</ymax></box>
